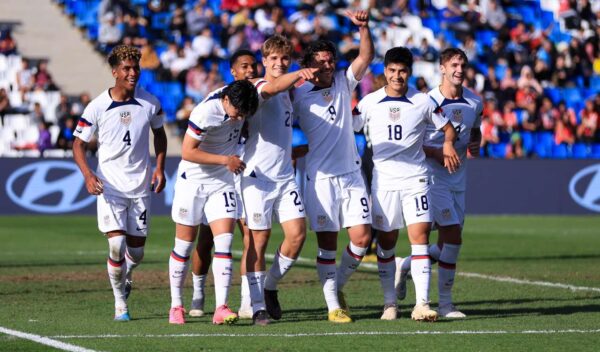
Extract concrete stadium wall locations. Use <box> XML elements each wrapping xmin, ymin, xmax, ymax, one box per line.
<box><xmin>0</xmin><ymin>158</ymin><xmax>598</xmax><ymax>215</ymax></box>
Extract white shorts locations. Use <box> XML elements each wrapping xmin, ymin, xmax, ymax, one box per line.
<box><xmin>97</xmin><ymin>194</ymin><xmax>151</xmax><ymax>237</ymax></box>
<box><xmin>372</xmin><ymin>184</ymin><xmax>432</xmax><ymax>232</ymax></box>
<box><xmin>429</xmin><ymin>185</ymin><xmax>465</xmax><ymax>227</ymax></box>
<box><xmin>171</xmin><ymin>178</ymin><xmax>237</xmax><ymax>227</ymax></box>
<box><xmin>241</xmin><ymin>176</ymin><xmax>305</xmax><ymax>230</ymax></box>
<box><xmin>304</xmin><ymin>170</ymin><xmax>371</xmax><ymax>232</ymax></box>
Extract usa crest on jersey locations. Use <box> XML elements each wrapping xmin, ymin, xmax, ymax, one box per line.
<box><xmin>388</xmin><ymin>106</ymin><xmax>401</xmax><ymax>122</ymax></box>
<box><xmin>120</xmin><ymin>111</ymin><xmax>132</xmax><ymax>126</ymax></box>
<box><xmin>451</xmin><ymin>109</ymin><xmax>463</xmax><ymax>123</ymax></box>
<box><xmin>321</xmin><ymin>90</ymin><xmax>333</xmax><ymax>103</ymax></box>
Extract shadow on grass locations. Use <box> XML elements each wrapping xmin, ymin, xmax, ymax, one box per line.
<box><xmin>463</xmin><ymin>254</ymin><xmax>600</xmax><ymax>262</ymax></box>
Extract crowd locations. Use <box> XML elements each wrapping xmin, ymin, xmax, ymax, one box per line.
<box><xmin>0</xmin><ymin>25</ymin><xmax>94</xmax><ymax>156</ymax></box>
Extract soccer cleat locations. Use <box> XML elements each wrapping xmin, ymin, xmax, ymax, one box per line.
<box><xmin>328</xmin><ymin>308</ymin><xmax>352</xmax><ymax>323</ymax></box>
<box><xmin>411</xmin><ymin>303</ymin><xmax>438</xmax><ymax>322</ymax></box>
<box><xmin>264</xmin><ymin>289</ymin><xmax>282</xmax><ymax>320</ymax></box>
<box><xmin>189</xmin><ymin>297</ymin><xmax>205</xmax><ymax>317</ymax></box>
<box><xmin>114</xmin><ymin>307</ymin><xmax>130</xmax><ymax>322</ymax></box>
<box><xmin>438</xmin><ymin>304</ymin><xmax>467</xmax><ymax>319</ymax></box>
<box><xmin>169</xmin><ymin>306</ymin><xmax>186</xmax><ymax>325</ymax></box>
<box><xmin>252</xmin><ymin>310</ymin><xmax>271</xmax><ymax>326</ymax></box>
<box><xmin>394</xmin><ymin>257</ymin><xmax>408</xmax><ymax>301</ymax></box>
<box><xmin>337</xmin><ymin>291</ymin><xmax>349</xmax><ymax>313</ymax></box>
<box><xmin>362</xmin><ymin>253</ymin><xmax>378</xmax><ymax>263</ymax></box>
<box><xmin>124</xmin><ymin>280</ymin><xmax>132</xmax><ymax>300</ymax></box>
<box><xmin>213</xmin><ymin>305</ymin><xmax>238</xmax><ymax>325</ymax></box>
<box><xmin>380</xmin><ymin>304</ymin><xmax>398</xmax><ymax>320</ymax></box>
<box><xmin>238</xmin><ymin>303</ymin><xmax>253</xmax><ymax>320</ymax></box>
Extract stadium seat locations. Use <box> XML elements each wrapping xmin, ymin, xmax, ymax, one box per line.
<box><xmin>552</xmin><ymin>143</ymin><xmax>569</xmax><ymax>159</ymax></box>
<box><xmin>370</xmin><ymin>62</ymin><xmax>384</xmax><ymax>75</ymax></box>
<box><xmin>292</xmin><ymin>128</ymin><xmax>308</xmax><ymax>147</ymax></box>
<box><xmin>590</xmin><ymin>75</ymin><xmax>600</xmax><ymax>91</ymax></box>
<box><xmin>535</xmin><ymin>132</ymin><xmax>554</xmax><ymax>158</ymax></box>
<box><xmin>544</xmin><ymin>87</ymin><xmax>561</xmax><ymax>104</ymax></box>
<box><xmin>520</xmin><ymin>130</ymin><xmax>534</xmax><ymax>154</ymax></box>
<box><xmin>488</xmin><ymin>142</ymin><xmax>507</xmax><ymax>158</ymax></box>
<box><xmin>355</xmin><ymin>133</ymin><xmax>366</xmax><ymax>157</ymax></box>
<box><xmin>572</xmin><ymin>143</ymin><xmax>589</xmax><ymax>159</ymax></box>
<box><xmin>476</xmin><ymin>30</ymin><xmax>496</xmax><ymax>48</ymax></box>
<box><xmin>151</xmin><ymin>12</ymin><xmax>172</xmax><ymax>31</ymax></box>
<box><xmin>591</xmin><ymin>144</ymin><xmax>600</xmax><ymax>159</ymax></box>
<box><xmin>495</xmin><ymin>64</ymin><xmax>507</xmax><ymax>81</ymax></box>
<box><xmin>563</xmin><ymin>87</ymin><xmax>582</xmax><ymax>107</ymax></box>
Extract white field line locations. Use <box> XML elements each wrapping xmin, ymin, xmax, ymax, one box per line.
<box><xmin>0</xmin><ymin>326</ymin><xmax>99</xmax><ymax>352</ymax></box>
<box><xmin>50</xmin><ymin>329</ymin><xmax>600</xmax><ymax>339</ymax></box>
<box><xmin>6</xmin><ymin>249</ymin><xmax>599</xmax><ymax>294</ymax></box>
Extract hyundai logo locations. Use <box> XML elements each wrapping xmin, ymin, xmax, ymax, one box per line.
<box><xmin>568</xmin><ymin>164</ymin><xmax>600</xmax><ymax>213</ymax></box>
<box><xmin>6</xmin><ymin>161</ymin><xmax>95</xmax><ymax>213</ymax></box>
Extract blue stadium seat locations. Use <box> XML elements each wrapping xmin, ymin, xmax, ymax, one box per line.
<box><xmin>572</xmin><ymin>143</ymin><xmax>589</xmax><ymax>159</ymax></box>
<box><xmin>535</xmin><ymin>132</ymin><xmax>554</xmax><ymax>158</ymax></box>
<box><xmin>552</xmin><ymin>143</ymin><xmax>569</xmax><ymax>159</ymax></box>
<box><xmin>151</xmin><ymin>12</ymin><xmax>172</xmax><ymax>31</ymax></box>
<box><xmin>495</xmin><ymin>64</ymin><xmax>507</xmax><ymax>81</ymax></box>
<box><xmin>138</xmin><ymin>69</ymin><xmax>156</xmax><ymax>90</ymax></box>
<box><xmin>520</xmin><ymin>131</ymin><xmax>534</xmax><ymax>154</ymax></box>
<box><xmin>541</xmin><ymin>11</ymin><xmax>555</xmax><ymax>28</ymax></box>
<box><xmin>563</xmin><ymin>87</ymin><xmax>582</xmax><ymax>106</ymax></box>
<box><xmin>590</xmin><ymin>75</ymin><xmax>600</xmax><ymax>91</ymax></box>
<box><xmin>488</xmin><ymin>143</ymin><xmax>507</xmax><ymax>158</ymax></box>
<box><xmin>476</xmin><ymin>30</ymin><xmax>496</xmax><ymax>48</ymax></box>
<box><xmin>292</xmin><ymin>128</ymin><xmax>308</xmax><ymax>147</ymax></box>
<box><xmin>355</xmin><ymin>133</ymin><xmax>366</xmax><ymax>157</ymax></box>
<box><xmin>370</xmin><ymin>62</ymin><xmax>384</xmax><ymax>75</ymax></box>
<box><xmin>544</xmin><ymin>88</ymin><xmax>561</xmax><ymax>104</ymax></box>
<box><xmin>421</xmin><ymin>16</ymin><xmax>440</xmax><ymax>34</ymax></box>
<box><xmin>591</xmin><ymin>144</ymin><xmax>600</xmax><ymax>159</ymax></box>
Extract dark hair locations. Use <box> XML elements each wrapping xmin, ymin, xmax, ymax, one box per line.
<box><xmin>301</xmin><ymin>40</ymin><xmax>337</xmax><ymax>67</ymax></box>
<box><xmin>221</xmin><ymin>80</ymin><xmax>259</xmax><ymax>117</ymax></box>
<box><xmin>384</xmin><ymin>47</ymin><xmax>413</xmax><ymax>69</ymax></box>
<box><xmin>108</xmin><ymin>45</ymin><xmax>141</xmax><ymax>68</ymax></box>
<box><xmin>439</xmin><ymin>48</ymin><xmax>468</xmax><ymax>65</ymax></box>
<box><xmin>229</xmin><ymin>49</ymin><xmax>256</xmax><ymax>67</ymax></box>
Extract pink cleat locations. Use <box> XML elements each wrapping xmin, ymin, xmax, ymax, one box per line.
<box><xmin>212</xmin><ymin>305</ymin><xmax>238</xmax><ymax>325</ymax></box>
<box><xmin>169</xmin><ymin>306</ymin><xmax>186</xmax><ymax>325</ymax></box>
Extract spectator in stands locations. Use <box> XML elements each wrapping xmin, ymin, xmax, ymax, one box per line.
<box><xmin>175</xmin><ymin>96</ymin><xmax>194</xmax><ymax>136</ymax></box>
<box><xmin>501</xmin><ymin>100</ymin><xmax>524</xmax><ymax>158</ymax></box>
<box><xmin>33</xmin><ymin>60</ymin><xmax>58</xmax><ymax>91</ymax></box>
<box><xmin>185</xmin><ymin>59</ymin><xmax>207</xmax><ymax>102</ymax></box>
<box><xmin>170</xmin><ymin>47</ymin><xmax>194</xmax><ymax>81</ymax></box>
<box><xmin>170</xmin><ymin>6</ymin><xmax>187</xmax><ymax>45</ymax></box>
<box><xmin>244</xmin><ymin>19</ymin><xmax>265</xmax><ymax>53</ymax></box>
<box><xmin>554</xmin><ymin>107</ymin><xmax>576</xmax><ymax>146</ymax></box>
<box><xmin>552</xmin><ymin>54</ymin><xmax>573</xmax><ymax>87</ymax></box>
<box><xmin>482</xmin><ymin>0</ymin><xmax>506</xmax><ymax>31</ymax></box>
<box><xmin>56</xmin><ymin>116</ymin><xmax>76</xmax><ymax>150</ymax></box>
<box><xmin>70</xmin><ymin>92</ymin><xmax>91</xmax><ymax>117</ymax></box>
<box><xmin>517</xmin><ymin>65</ymin><xmax>543</xmax><ymax>94</ymax></box>
<box><xmin>186</xmin><ymin>0</ymin><xmax>211</xmax><ymax>36</ymax></box>
<box><xmin>191</xmin><ymin>28</ymin><xmax>215</xmax><ymax>60</ymax></box>
<box><xmin>140</xmin><ymin>40</ymin><xmax>161</xmax><ymax>70</ymax></box>
<box><xmin>98</xmin><ymin>12</ymin><xmax>122</xmax><ymax>52</ymax></box>
<box><xmin>415</xmin><ymin>76</ymin><xmax>429</xmax><ymax>92</ymax></box>
<box><xmin>16</xmin><ymin>58</ymin><xmax>34</xmax><ymax>94</ymax></box>
<box><xmin>537</xmin><ymin>97</ymin><xmax>558</xmax><ymax>132</ymax></box>
<box><xmin>480</xmin><ymin>114</ymin><xmax>499</xmax><ymax>156</ymax></box>
<box><xmin>30</xmin><ymin>102</ymin><xmax>45</xmax><ymax>124</ymax></box>
<box><xmin>37</xmin><ymin>121</ymin><xmax>52</xmax><ymax>154</ymax></box>
<box><xmin>159</xmin><ymin>42</ymin><xmax>178</xmax><ymax>72</ymax></box>
<box><xmin>55</xmin><ymin>94</ymin><xmax>71</xmax><ymax>127</ymax></box>
<box><xmin>577</xmin><ymin>99</ymin><xmax>598</xmax><ymax>143</ymax></box>
<box><xmin>121</xmin><ymin>14</ymin><xmax>146</xmax><ymax>47</ymax></box>
<box><xmin>0</xmin><ymin>29</ymin><xmax>17</xmax><ymax>55</ymax></box>
<box><xmin>98</xmin><ymin>0</ymin><xmax>127</xmax><ymax>23</ymax></box>
<box><xmin>0</xmin><ymin>87</ymin><xmax>12</xmax><ymax>125</ymax></box>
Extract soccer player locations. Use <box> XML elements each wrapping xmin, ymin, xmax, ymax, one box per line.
<box><xmin>168</xmin><ymin>80</ymin><xmax>258</xmax><ymax>325</ymax></box>
<box><xmin>292</xmin><ymin>10</ymin><xmax>374</xmax><ymax>323</ymax></box>
<box><xmin>72</xmin><ymin>45</ymin><xmax>167</xmax><ymax>322</ymax></box>
<box><xmin>397</xmin><ymin>48</ymin><xmax>482</xmax><ymax>319</ymax></box>
<box><xmin>356</xmin><ymin>47</ymin><xmax>459</xmax><ymax>321</ymax></box>
<box><xmin>188</xmin><ymin>49</ymin><xmax>258</xmax><ymax>319</ymax></box>
<box><xmin>241</xmin><ymin>35</ymin><xmax>318</xmax><ymax>325</ymax></box>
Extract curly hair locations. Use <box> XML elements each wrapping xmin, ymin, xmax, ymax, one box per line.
<box><xmin>108</xmin><ymin>45</ymin><xmax>141</xmax><ymax>68</ymax></box>
<box><xmin>221</xmin><ymin>80</ymin><xmax>259</xmax><ymax>117</ymax></box>
<box><xmin>261</xmin><ymin>35</ymin><xmax>293</xmax><ymax>58</ymax></box>
<box><xmin>300</xmin><ymin>40</ymin><xmax>337</xmax><ymax>68</ymax></box>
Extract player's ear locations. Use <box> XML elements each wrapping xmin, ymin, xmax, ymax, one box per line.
<box><xmin>111</xmin><ymin>66</ymin><xmax>118</xmax><ymax>79</ymax></box>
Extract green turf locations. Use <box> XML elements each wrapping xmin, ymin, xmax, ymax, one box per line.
<box><xmin>1</xmin><ymin>215</ymin><xmax>599</xmax><ymax>351</ymax></box>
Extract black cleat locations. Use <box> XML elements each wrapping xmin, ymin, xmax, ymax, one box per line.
<box><xmin>252</xmin><ymin>310</ymin><xmax>270</xmax><ymax>326</ymax></box>
<box><xmin>264</xmin><ymin>289</ymin><xmax>282</xmax><ymax>320</ymax></box>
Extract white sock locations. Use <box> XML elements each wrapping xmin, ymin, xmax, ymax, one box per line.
<box><xmin>429</xmin><ymin>243</ymin><xmax>441</xmax><ymax>262</ymax></box>
<box><xmin>410</xmin><ymin>244</ymin><xmax>431</xmax><ymax>305</ymax></box>
<box><xmin>240</xmin><ymin>275</ymin><xmax>251</xmax><ymax>310</ymax></box>
<box><xmin>107</xmin><ymin>236</ymin><xmax>127</xmax><ymax>310</ymax></box>
<box><xmin>191</xmin><ymin>273</ymin><xmax>207</xmax><ymax>309</ymax></box>
<box><xmin>212</xmin><ymin>233</ymin><xmax>234</xmax><ymax>308</ymax></box>
<box><xmin>264</xmin><ymin>248</ymin><xmax>296</xmax><ymax>291</ymax></box>
<box><xmin>316</xmin><ymin>248</ymin><xmax>339</xmax><ymax>312</ymax></box>
<box><xmin>169</xmin><ymin>238</ymin><xmax>194</xmax><ymax>308</ymax></box>
<box><xmin>247</xmin><ymin>271</ymin><xmax>266</xmax><ymax>313</ymax></box>
<box><xmin>125</xmin><ymin>246</ymin><xmax>144</xmax><ymax>282</ymax></box>
<box><xmin>438</xmin><ymin>243</ymin><xmax>461</xmax><ymax>307</ymax></box>
<box><xmin>376</xmin><ymin>245</ymin><xmax>396</xmax><ymax>305</ymax></box>
<box><xmin>337</xmin><ymin>242</ymin><xmax>367</xmax><ymax>290</ymax></box>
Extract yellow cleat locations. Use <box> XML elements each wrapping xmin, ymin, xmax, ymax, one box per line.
<box><xmin>337</xmin><ymin>291</ymin><xmax>349</xmax><ymax>313</ymax></box>
<box><xmin>328</xmin><ymin>308</ymin><xmax>353</xmax><ymax>323</ymax></box>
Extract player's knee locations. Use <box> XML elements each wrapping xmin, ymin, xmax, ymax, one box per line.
<box><xmin>107</xmin><ymin>235</ymin><xmax>126</xmax><ymax>262</ymax></box>
<box><xmin>126</xmin><ymin>246</ymin><xmax>144</xmax><ymax>264</ymax></box>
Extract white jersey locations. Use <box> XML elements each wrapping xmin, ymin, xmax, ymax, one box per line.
<box><xmin>74</xmin><ymin>87</ymin><xmax>163</xmax><ymax>198</ymax></box>
<box><xmin>292</xmin><ymin>69</ymin><xmax>362</xmax><ymax>180</ymax></box>
<box><xmin>242</xmin><ymin>79</ymin><xmax>294</xmax><ymax>182</ymax></box>
<box><xmin>177</xmin><ymin>88</ymin><xmax>244</xmax><ymax>185</ymax></box>
<box><xmin>357</xmin><ymin>86</ymin><xmax>449</xmax><ymax>190</ymax></box>
<box><xmin>425</xmin><ymin>86</ymin><xmax>483</xmax><ymax>191</ymax></box>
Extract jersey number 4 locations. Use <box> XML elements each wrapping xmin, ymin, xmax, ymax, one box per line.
<box><xmin>123</xmin><ymin>131</ymin><xmax>131</xmax><ymax>146</ymax></box>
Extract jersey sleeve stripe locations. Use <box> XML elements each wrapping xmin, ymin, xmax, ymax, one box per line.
<box><xmin>187</xmin><ymin>120</ymin><xmax>205</xmax><ymax>135</ymax></box>
<box><xmin>77</xmin><ymin>117</ymin><xmax>93</xmax><ymax>127</ymax></box>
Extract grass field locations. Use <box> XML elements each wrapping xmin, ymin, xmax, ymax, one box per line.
<box><xmin>1</xmin><ymin>215</ymin><xmax>600</xmax><ymax>351</ymax></box>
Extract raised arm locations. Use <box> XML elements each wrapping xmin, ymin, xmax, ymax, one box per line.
<box><xmin>347</xmin><ymin>10</ymin><xmax>374</xmax><ymax>81</ymax></box>
<box><xmin>258</xmin><ymin>68</ymin><xmax>319</xmax><ymax>100</ymax></box>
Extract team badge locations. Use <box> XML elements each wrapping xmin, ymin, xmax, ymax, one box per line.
<box><xmin>178</xmin><ymin>208</ymin><xmax>188</xmax><ymax>218</ymax></box>
<box><xmin>317</xmin><ymin>215</ymin><xmax>327</xmax><ymax>226</ymax></box>
<box><xmin>120</xmin><ymin>111</ymin><xmax>132</xmax><ymax>126</ymax></box>
<box><xmin>375</xmin><ymin>215</ymin><xmax>384</xmax><ymax>227</ymax></box>
<box><xmin>389</xmin><ymin>107</ymin><xmax>401</xmax><ymax>122</ymax></box>
<box><xmin>442</xmin><ymin>208</ymin><xmax>451</xmax><ymax>219</ymax></box>
<box><xmin>321</xmin><ymin>90</ymin><xmax>333</xmax><ymax>103</ymax></box>
<box><xmin>451</xmin><ymin>109</ymin><xmax>463</xmax><ymax>123</ymax></box>
<box><xmin>253</xmin><ymin>213</ymin><xmax>262</xmax><ymax>223</ymax></box>
<box><xmin>103</xmin><ymin>215</ymin><xmax>110</xmax><ymax>226</ymax></box>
